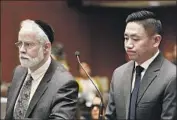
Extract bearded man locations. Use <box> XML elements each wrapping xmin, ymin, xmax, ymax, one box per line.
<box><xmin>5</xmin><ymin>19</ymin><xmax>79</xmax><ymax>120</ymax></box>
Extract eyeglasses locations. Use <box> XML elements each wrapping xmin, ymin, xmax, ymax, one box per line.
<box><xmin>91</xmin><ymin>104</ymin><xmax>100</xmax><ymax>109</ymax></box>
<box><xmin>15</xmin><ymin>41</ymin><xmax>40</xmax><ymax>49</ymax></box>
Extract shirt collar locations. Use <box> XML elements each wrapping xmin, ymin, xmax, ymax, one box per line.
<box><xmin>135</xmin><ymin>50</ymin><xmax>160</xmax><ymax>70</ymax></box>
<box><xmin>28</xmin><ymin>57</ymin><xmax>51</xmax><ymax>80</ymax></box>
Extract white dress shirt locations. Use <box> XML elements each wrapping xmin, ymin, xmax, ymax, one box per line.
<box><xmin>131</xmin><ymin>50</ymin><xmax>160</xmax><ymax>92</ymax></box>
<box><xmin>79</xmin><ymin>78</ymin><xmax>98</xmax><ymax>107</ymax></box>
<box><xmin>28</xmin><ymin>57</ymin><xmax>51</xmax><ymax>103</ymax></box>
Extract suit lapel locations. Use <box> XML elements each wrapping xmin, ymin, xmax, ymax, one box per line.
<box><xmin>25</xmin><ymin>60</ymin><xmax>58</xmax><ymax>117</ymax></box>
<box><xmin>137</xmin><ymin>53</ymin><xmax>164</xmax><ymax>104</ymax></box>
<box><xmin>25</xmin><ymin>79</ymin><xmax>48</xmax><ymax>117</ymax></box>
<box><xmin>6</xmin><ymin>67</ymin><xmax>27</xmax><ymax>119</ymax></box>
<box><xmin>123</xmin><ymin>61</ymin><xmax>135</xmax><ymax>119</ymax></box>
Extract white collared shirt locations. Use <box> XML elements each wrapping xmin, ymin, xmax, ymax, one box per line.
<box><xmin>28</xmin><ymin>57</ymin><xmax>51</xmax><ymax>102</ymax></box>
<box><xmin>131</xmin><ymin>50</ymin><xmax>160</xmax><ymax>92</ymax></box>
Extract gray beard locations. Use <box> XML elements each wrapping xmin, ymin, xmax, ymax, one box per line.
<box><xmin>19</xmin><ymin>47</ymin><xmax>44</xmax><ymax>68</ymax></box>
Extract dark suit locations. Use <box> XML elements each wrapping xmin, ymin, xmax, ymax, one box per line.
<box><xmin>5</xmin><ymin>60</ymin><xmax>79</xmax><ymax>120</ymax></box>
<box><xmin>105</xmin><ymin>53</ymin><xmax>176</xmax><ymax>120</ymax></box>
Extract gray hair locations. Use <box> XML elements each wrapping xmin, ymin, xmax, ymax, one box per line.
<box><xmin>19</xmin><ymin>19</ymin><xmax>50</xmax><ymax>44</ymax></box>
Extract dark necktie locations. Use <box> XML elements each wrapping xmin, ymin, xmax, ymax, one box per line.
<box><xmin>14</xmin><ymin>74</ymin><xmax>33</xmax><ymax>119</ymax></box>
<box><xmin>129</xmin><ymin>66</ymin><xmax>144</xmax><ymax>120</ymax></box>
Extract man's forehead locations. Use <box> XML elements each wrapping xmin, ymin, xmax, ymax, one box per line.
<box><xmin>18</xmin><ymin>31</ymin><xmax>37</xmax><ymax>41</ymax></box>
<box><xmin>126</xmin><ymin>22</ymin><xmax>144</xmax><ymax>31</ymax></box>
<box><xmin>124</xmin><ymin>22</ymin><xmax>146</xmax><ymax>36</ymax></box>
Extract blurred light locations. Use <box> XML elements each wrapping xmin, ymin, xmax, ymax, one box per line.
<box><xmin>149</xmin><ymin>1</ymin><xmax>160</xmax><ymax>6</ymax></box>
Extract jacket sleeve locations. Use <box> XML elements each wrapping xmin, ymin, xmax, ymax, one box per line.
<box><xmin>161</xmin><ymin>74</ymin><xmax>176</xmax><ymax>120</ymax></box>
<box><xmin>48</xmin><ymin>80</ymin><xmax>79</xmax><ymax>120</ymax></box>
<box><xmin>105</xmin><ymin>71</ymin><xmax>117</xmax><ymax>120</ymax></box>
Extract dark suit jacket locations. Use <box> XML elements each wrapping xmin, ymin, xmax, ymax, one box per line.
<box><xmin>5</xmin><ymin>59</ymin><xmax>79</xmax><ymax>120</ymax></box>
<box><xmin>105</xmin><ymin>53</ymin><xmax>176</xmax><ymax>120</ymax></box>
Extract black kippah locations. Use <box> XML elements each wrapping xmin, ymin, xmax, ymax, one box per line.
<box><xmin>34</xmin><ymin>20</ymin><xmax>54</xmax><ymax>43</ymax></box>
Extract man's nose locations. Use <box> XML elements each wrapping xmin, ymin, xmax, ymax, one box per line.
<box><xmin>125</xmin><ymin>40</ymin><xmax>134</xmax><ymax>49</ymax></box>
<box><xmin>93</xmin><ymin>106</ymin><xmax>99</xmax><ymax>111</ymax></box>
<box><xmin>19</xmin><ymin>44</ymin><xmax>26</xmax><ymax>53</ymax></box>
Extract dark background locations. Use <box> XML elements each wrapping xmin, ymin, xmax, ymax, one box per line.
<box><xmin>1</xmin><ymin>1</ymin><xmax>176</xmax><ymax>82</ymax></box>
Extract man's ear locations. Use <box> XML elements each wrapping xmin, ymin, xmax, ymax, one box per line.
<box><xmin>43</xmin><ymin>42</ymin><xmax>51</xmax><ymax>54</ymax></box>
<box><xmin>153</xmin><ymin>34</ymin><xmax>161</xmax><ymax>48</ymax></box>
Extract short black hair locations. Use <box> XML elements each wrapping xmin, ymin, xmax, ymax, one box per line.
<box><xmin>126</xmin><ymin>10</ymin><xmax>162</xmax><ymax>36</ymax></box>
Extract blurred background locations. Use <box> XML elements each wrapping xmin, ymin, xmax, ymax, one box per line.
<box><xmin>1</xmin><ymin>0</ymin><xmax>176</xmax><ymax>119</ymax></box>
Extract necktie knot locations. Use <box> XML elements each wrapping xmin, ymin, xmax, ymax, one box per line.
<box><xmin>25</xmin><ymin>74</ymin><xmax>33</xmax><ymax>85</ymax></box>
<box><xmin>135</xmin><ymin>66</ymin><xmax>144</xmax><ymax>75</ymax></box>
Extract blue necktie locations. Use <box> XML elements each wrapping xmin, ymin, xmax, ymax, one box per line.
<box><xmin>14</xmin><ymin>74</ymin><xmax>33</xmax><ymax>119</ymax></box>
<box><xmin>129</xmin><ymin>66</ymin><xmax>144</xmax><ymax>120</ymax></box>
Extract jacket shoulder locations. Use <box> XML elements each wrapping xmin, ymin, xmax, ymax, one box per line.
<box><xmin>162</xmin><ymin>59</ymin><xmax>176</xmax><ymax>76</ymax></box>
<box><xmin>114</xmin><ymin>61</ymin><xmax>134</xmax><ymax>73</ymax></box>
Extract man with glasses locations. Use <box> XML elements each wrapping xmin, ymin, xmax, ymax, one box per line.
<box><xmin>5</xmin><ymin>19</ymin><xmax>79</xmax><ymax>120</ymax></box>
